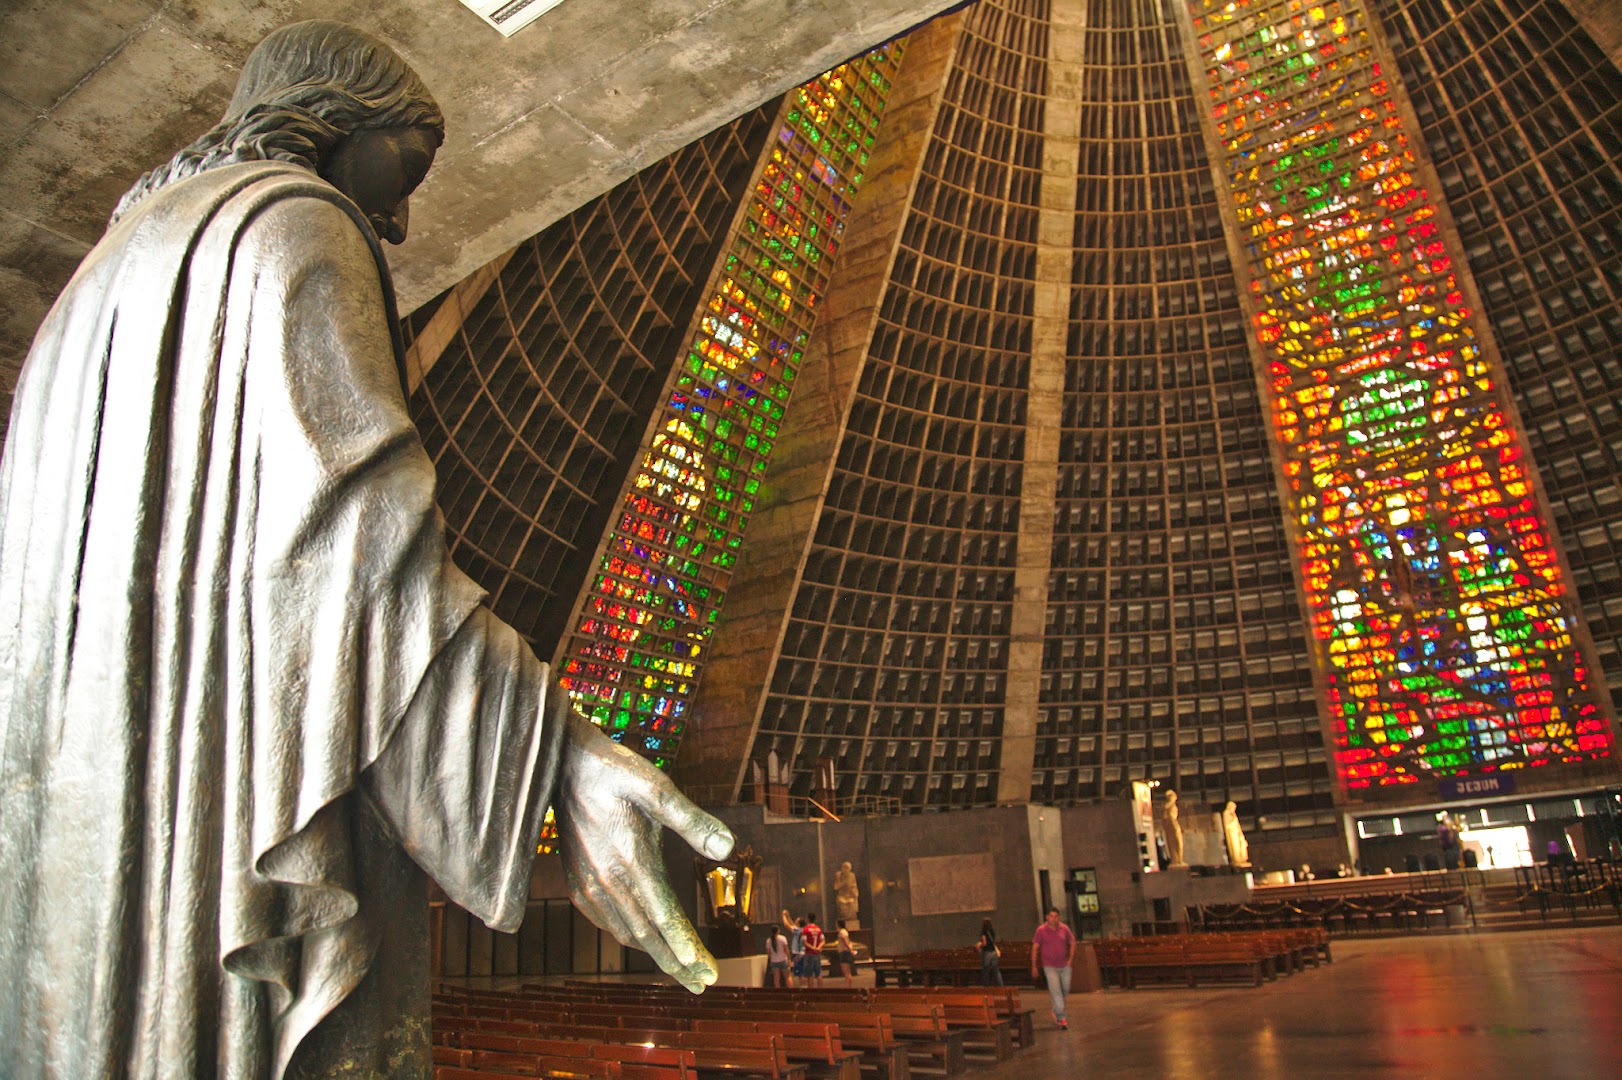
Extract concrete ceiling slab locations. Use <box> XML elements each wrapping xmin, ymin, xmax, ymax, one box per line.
<box><xmin>0</xmin><ymin>0</ymin><xmax>961</xmax><ymax>415</ymax></box>
<box><xmin>0</xmin><ymin>1</ymin><xmax>164</xmax><ymax>112</ymax></box>
<box><xmin>0</xmin><ymin>95</ymin><xmax>41</xmax><ymax>157</ymax></box>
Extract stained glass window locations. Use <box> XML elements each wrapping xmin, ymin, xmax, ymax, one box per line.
<box><xmin>1188</xmin><ymin>0</ymin><xmax>1613</xmax><ymax>789</ymax></box>
<box><xmin>556</xmin><ymin>47</ymin><xmax>906</xmax><ymax>766</ymax></box>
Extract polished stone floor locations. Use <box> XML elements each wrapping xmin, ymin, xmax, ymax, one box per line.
<box><xmin>987</xmin><ymin>926</ymin><xmax>1622</xmax><ymax>1080</ymax></box>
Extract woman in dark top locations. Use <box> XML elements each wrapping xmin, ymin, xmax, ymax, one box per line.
<box><xmin>978</xmin><ymin>918</ymin><xmax>1003</xmax><ymax>986</ymax></box>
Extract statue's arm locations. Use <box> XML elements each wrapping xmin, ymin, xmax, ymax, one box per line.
<box><xmin>251</xmin><ymin>194</ymin><xmax>735</xmax><ymax>988</ymax></box>
<box><xmin>246</xmin><ymin>193</ymin><xmax>560</xmax><ymax>931</ymax></box>
<box><xmin>360</xmin><ymin>607</ymin><xmax>566</xmax><ymax>933</ymax></box>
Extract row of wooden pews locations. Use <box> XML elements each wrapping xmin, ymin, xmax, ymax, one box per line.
<box><xmin>622</xmin><ymin>982</ymin><xmax>1037</xmax><ymax>1055</ymax></box>
<box><xmin>432</xmin><ymin>978</ymin><xmax>1038</xmax><ymax>1080</ymax></box>
<box><xmin>1192</xmin><ymin>889</ymin><xmax>1475</xmax><ymax>933</ymax></box>
<box><xmin>683</xmin><ymin>984</ymin><xmax>1033</xmax><ymax>1069</ymax></box>
<box><xmin>1095</xmin><ymin>928</ymin><xmax>1331</xmax><ymax>989</ymax></box>
<box><xmin>437</xmin><ymin>1036</ymin><xmax>692</xmax><ymax>1080</ymax></box>
<box><xmin>435</xmin><ymin>1011</ymin><xmax>803</xmax><ymax>1079</ymax></box>
<box><xmin>873</xmin><ymin>943</ymin><xmax>1033</xmax><ymax>989</ymax></box>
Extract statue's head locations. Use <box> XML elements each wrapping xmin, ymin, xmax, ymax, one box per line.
<box><xmin>114</xmin><ymin>21</ymin><xmax>443</xmax><ymax>244</ymax></box>
<box><xmin>223</xmin><ymin>21</ymin><xmax>441</xmax><ymax>135</ymax></box>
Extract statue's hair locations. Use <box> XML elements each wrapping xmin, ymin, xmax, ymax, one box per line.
<box><xmin>112</xmin><ymin>21</ymin><xmax>443</xmax><ymax>223</ymax></box>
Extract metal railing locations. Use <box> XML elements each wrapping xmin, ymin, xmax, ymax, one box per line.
<box><xmin>774</xmin><ymin>793</ymin><xmax>903</xmax><ymax>820</ymax></box>
<box><xmin>676</xmin><ymin>782</ymin><xmax>904</xmax><ymax>820</ymax></box>
<box><xmin>836</xmin><ymin>794</ymin><xmax>904</xmax><ymax>817</ymax></box>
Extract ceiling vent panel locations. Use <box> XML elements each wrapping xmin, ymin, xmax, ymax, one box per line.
<box><xmin>458</xmin><ymin>0</ymin><xmax>569</xmax><ymax>37</ymax></box>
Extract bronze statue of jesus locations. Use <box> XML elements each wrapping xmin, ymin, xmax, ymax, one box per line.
<box><xmin>0</xmin><ymin>21</ymin><xmax>731</xmax><ymax>1078</ymax></box>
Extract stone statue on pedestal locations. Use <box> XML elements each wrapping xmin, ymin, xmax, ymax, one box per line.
<box><xmin>0</xmin><ymin>22</ymin><xmax>731</xmax><ymax>1078</ymax></box>
<box><xmin>835</xmin><ymin>860</ymin><xmax>861</xmax><ymax>924</ymax></box>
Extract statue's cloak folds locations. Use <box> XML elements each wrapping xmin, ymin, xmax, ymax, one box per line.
<box><xmin>0</xmin><ymin>163</ymin><xmax>563</xmax><ymax>1077</ymax></box>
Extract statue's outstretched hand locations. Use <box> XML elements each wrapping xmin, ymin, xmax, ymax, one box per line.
<box><xmin>554</xmin><ymin>714</ymin><xmax>735</xmax><ymax>992</ymax></box>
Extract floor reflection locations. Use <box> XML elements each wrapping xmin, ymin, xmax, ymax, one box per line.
<box><xmin>975</xmin><ymin>925</ymin><xmax>1622</xmax><ymax>1080</ymax></box>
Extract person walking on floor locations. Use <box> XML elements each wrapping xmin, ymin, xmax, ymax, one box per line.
<box><xmin>1031</xmin><ymin>907</ymin><xmax>1077</xmax><ymax>1030</ymax></box>
<box><xmin>978</xmin><ymin>918</ymin><xmax>1004</xmax><ymax>986</ymax></box>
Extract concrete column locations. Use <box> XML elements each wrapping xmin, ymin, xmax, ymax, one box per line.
<box><xmin>996</xmin><ymin>0</ymin><xmax>1088</xmax><ymax>805</ymax></box>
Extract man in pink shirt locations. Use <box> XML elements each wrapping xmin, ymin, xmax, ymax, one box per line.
<box><xmin>1030</xmin><ymin>907</ymin><xmax>1077</xmax><ymax>1029</ymax></box>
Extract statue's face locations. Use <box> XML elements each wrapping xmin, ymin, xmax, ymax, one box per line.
<box><xmin>321</xmin><ymin>125</ymin><xmax>439</xmax><ymax>244</ymax></box>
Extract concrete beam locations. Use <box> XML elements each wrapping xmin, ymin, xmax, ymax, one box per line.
<box><xmin>0</xmin><ymin>0</ymin><xmax>962</xmax><ymax>418</ymax></box>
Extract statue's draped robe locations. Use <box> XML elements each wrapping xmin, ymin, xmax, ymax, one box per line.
<box><xmin>0</xmin><ymin>163</ymin><xmax>566</xmax><ymax>1077</ymax></box>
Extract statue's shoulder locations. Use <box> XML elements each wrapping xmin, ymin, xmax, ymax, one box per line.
<box><xmin>133</xmin><ymin>162</ymin><xmax>366</xmax><ymax>254</ymax></box>
<box><xmin>215</xmin><ymin>162</ymin><xmax>362</xmax><ymax>229</ymax></box>
<box><xmin>153</xmin><ymin>163</ymin><xmax>384</xmax><ymax>289</ymax></box>
<box><xmin>92</xmin><ymin>163</ymin><xmax>361</xmax><ymax>283</ymax></box>
<box><xmin>125</xmin><ymin>161</ymin><xmax>319</xmax><ymax>222</ymax></box>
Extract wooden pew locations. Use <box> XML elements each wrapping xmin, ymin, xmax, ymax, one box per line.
<box><xmin>442</xmin><ymin>996</ymin><xmax>866</xmax><ymax>1080</ymax></box>
<box><xmin>450</xmin><ymin>1019</ymin><xmax>805</xmax><ymax>1080</ymax></box>
<box><xmin>441</xmin><ymin>986</ymin><xmax>906</xmax><ymax>1080</ymax></box>
<box><xmin>691</xmin><ymin>1005</ymin><xmax>908</xmax><ymax>1080</ymax></box>
<box><xmin>1177</xmin><ymin>937</ymin><xmax>1271</xmax><ymax>986</ymax></box>
<box><xmin>687</xmin><ymin>992</ymin><xmax>935</xmax><ymax>1078</ymax></box>
<box><xmin>755</xmin><ymin>983</ymin><xmax>1030</xmax><ymax>1056</ymax></box>
<box><xmin>438</xmin><ymin>1030</ymin><xmax>695</xmax><ymax>1080</ymax></box>
<box><xmin>625</xmin><ymin>1028</ymin><xmax>806</xmax><ymax>1080</ymax></box>
<box><xmin>434</xmin><ymin>1057</ymin><xmax>548</xmax><ymax>1076</ymax></box>
<box><xmin>877</xmin><ymin>944</ymin><xmax>1034</xmax><ymax>989</ymax></box>
<box><xmin>602</xmin><ymin>1043</ymin><xmax>704</xmax><ymax>1080</ymax></box>
<box><xmin>438</xmin><ymin>1055</ymin><xmax>623</xmax><ymax>1078</ymax></box>
<box><xmin>1297</xmin><ymin>926</ymin><xmax>1333</xmax><ymax>965</ymax></box>
<box><xmin>693</xmin><ymin>1019</ymin><xmax>863</xmax><ymax>1080</ymax></box>
<box><xmin>871</xmin><ymin>990</ymin><xmax>1014</xmax><ymax>1061</ymax></box>
<box><xmin>870</xmin><ymin>1001</ymin><xmax>964</xmax><ymax>1076</ymax></box>
<box><xmin>621</xmin><ymin>1001</ymin><xmax>902</xmax><ymax>1080</ymax></box>
<box><xmin>1096</xmin><ymin>931</ymin><xmax>1295</xmax><ymax>988</ymax></box>
<box><xmin>433</xmin><ymin>1044</ymin><xmax>470</xmax><ymax>1068</ymax></box>
<box><xmin>549</xmin><ymin>977</ymin><xmax>1023</xmax><ymax>1060</ymax></box>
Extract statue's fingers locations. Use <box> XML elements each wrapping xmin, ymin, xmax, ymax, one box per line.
<box><xmin>658</xmin><ymin>914</ymin><xmax>720</xmax><ymax>993</ymax></box>
<box><xmin>568</xmin><ymin>859</ymin><xmax>639</xmax><ymax>946</ymax></box>
<box><xmin>638</xmin><ymin>779</ymin><xmax>734</xmax><ymax>862</ymax></box>
<box><xmin>627</xmin><ymin>916</ymin><xmax>695</xmax><ymax>991</ymax></box>
<box><xmin>632</xmin><ymin>869</ymin><xmax>721</xmax><ymax>993</ymax></box>
<box><xmin>603</xmin><ymin>850</ymin><xmax>705</xmax><ymax>974</ymax></box>
<box><xmin>636</xmin><ymin>872</ymin><xmax>710</xmax><ymax>975</ymax></box>
<box><xmin>603</xmin><ymin>873</ymin><xmax>713</xmax><ymax>993</ymax></box>
<box><xmin>620</xmin><ymin>829</ymin><xmax>724</xmax><ymax>991</ymax></box>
